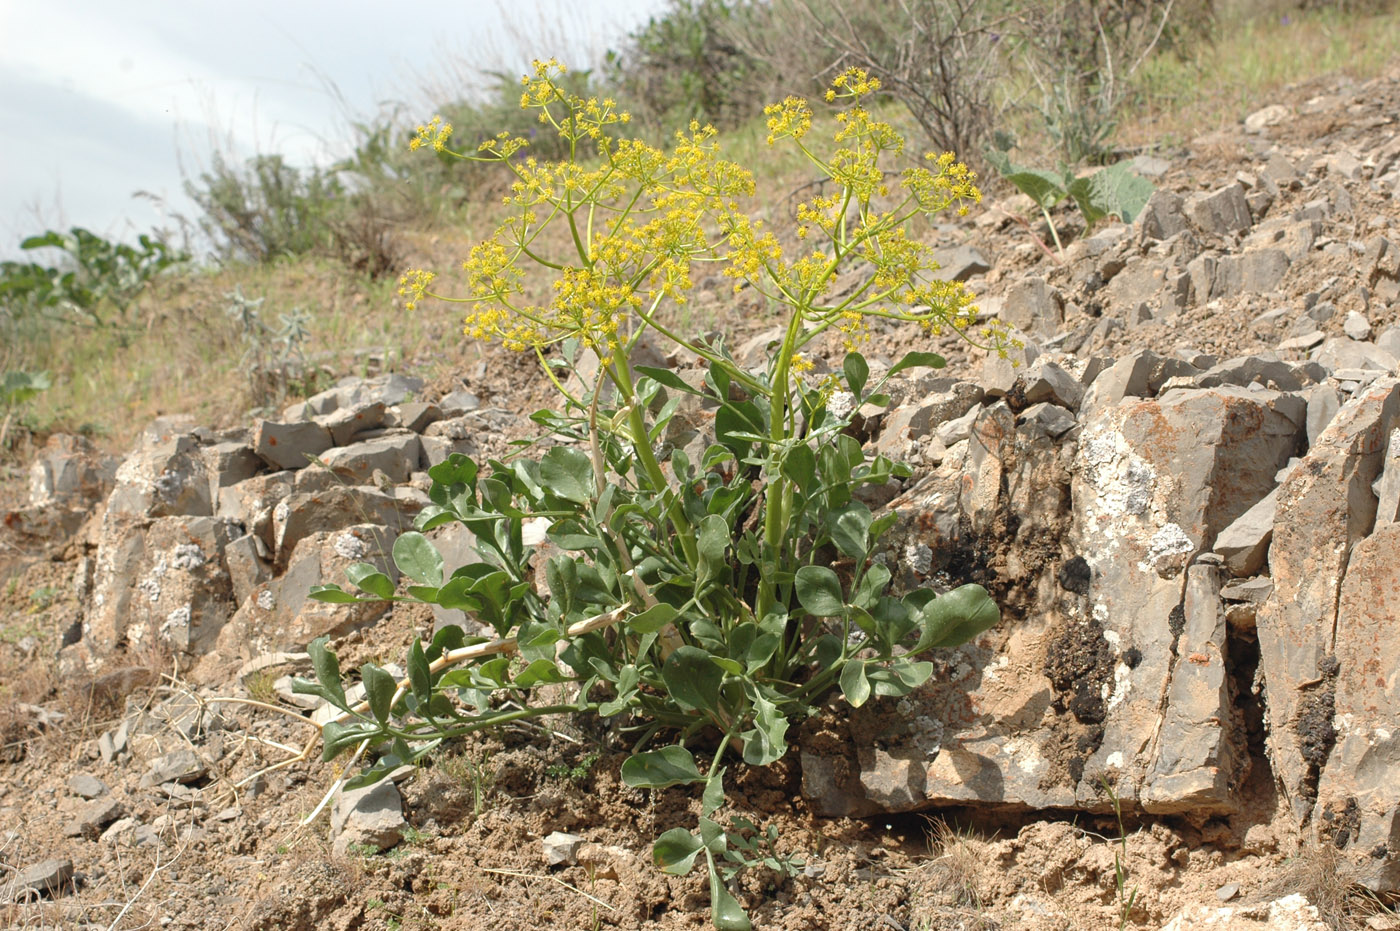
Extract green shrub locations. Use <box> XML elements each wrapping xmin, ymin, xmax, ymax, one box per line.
<box><xmin>0</xmin><ymin>227</ymin><xmax>186</xmax><ymax>330</ymax></box>
<box><xmin>184</xmin><ymin>153</ymin><xmax>344</xmax><ymax>263</ymax></box>
<box><xmin>605</xmin><ymin>0</ymin><xmax>764</xmax><ymax>133</ymax></box>
<box><xmin>300</xmin><ymin>62</ymin><xmax>1003</xmax><ymax>930</ymax></box>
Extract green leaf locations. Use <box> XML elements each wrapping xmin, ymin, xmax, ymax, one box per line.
<box><xmin>346</xmin><ymin>563</ymin><xmax>395</xmax><ymax>599</ymax></box>
<box><xmin>1075</xmin><ymin>161</ymin><xmax>1155</xmax><ymax>225</ymax></box>
<box><xmin>708</xmin><ymin>859</ymin><xmax>753</xmax><ymax>930</ymax></box>
<box><xmin>702</xmin><ymin>767</ymin><xmax>727</xmax><ymax>816</ymax></box>
<box><xmin>814</xmin><ymin>634</ymin><xmax>843</xmax><ymax>671</ymax></box>
<box><xmin>513</xmin><ymin>659</ymin><xmax>568</xmax><ymax>688</ymax></box>
<box><xmin>918</xmin><ymin>583</ymin><xmax>1000</xmax><ymax>649</ymax></box>
<box><xmin>392</xmin><ymin>532</ymin><xmax>444</xmax><ymax>587</ymax></box>
<box><xmin>628</xmin><ymin>603</ymin><xmax>679</xmax><ymax>634</ymax></box>
<box><xmin>842</xmin><ymin>352</ymin><xmax>869</xmax><ymax>398</ymax></box>
<box><xmin>827</xmin><ymin>502</ymin><xmax>872</xmax><ymax>559</ymax></box>
<box><xmin>308</xmin><ymin>636</ymin><xmax>348</xmax><ymax>709</ymax></box>
<box><xmin>795</xmin><ymin>566</ymin><xmax>844</xmax><ymax>617</ymax></box>
<box><xmin>654</xmin><ymin>827</ymin><xmax>705</xmax><ymax>875</ymax></box>
<box><xmin>361</xmin><ymin>663</ymin><xmax>398</xmax><ymax>725</ymax></box>
<box><xmin>697</xmin><ymin>514</ymin><xmax>729</xmax><ymax>583</ymax></box>
<box><xmin>427</xmin><ymin>454</ymin><xmax>477</xmax><ymax>487</ymax></box>
<box><xmin>662</xmin><ymin>646</ymin><xmax>726</xmax><ymax>717</ymax></box>
<box><xmin>621</xmin><ymin>745</ymin><xmax>705</xmax><ymax>789</ymax></box>
<box><xmin>636</xmin><ymin>365</ymin><xmax>703</xmax><ymax>396</ymax></box>
<box><xmin>540</xmin><ymin>446</ymin><xmax>593</xmax><ymax>505</ymax></box>
<box><xmin>985</xmin><ymin>148</ymin><xmax>1068</xmax><ymax>210</ymax></box>
<box><xmin>840</xmin><ymin>658</ymin><xmax>871</xmax><ymax>708</ymax></box>
<box><xmin>741</xmin><ymin>695</ymin><xmax>789</xmax><ymax>766</ymax></box>
<box><xmin>780</xmin><ymin>442</ymin><xmax>816</xmax><ymax>488</ymax></box>
<box><xmin>891</xmin><ymin>657</ymin><xmax>935</xmax><ymax>689</ymax></box>
<box><xmin>308</xmin><ymin>584</ymin><xmax>361</xmax><ymax>604</ymax></box>
<box><xmin>427</xmin><ymin>624</ymin><xmax>465</xmax><ymax>662</ymax></box>
<box><xmin>408</xmin><ymin>639</ymin><xmax>431</xmax><ymax>707</ymax></box>
<box><xmin>321</xmin><ymin>720</ymin><xmax>375</xmax><ymax>759</ymax></box>
<box><xmin>887</xmin><ymin>351</ymin><xmax>946</xmax><ymax>379</ymax></box>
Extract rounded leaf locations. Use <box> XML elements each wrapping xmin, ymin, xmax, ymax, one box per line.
<box><xmin>795</xmin><ymin>566</ymin><xmax>844</xmax><ymax>617</ymax></box>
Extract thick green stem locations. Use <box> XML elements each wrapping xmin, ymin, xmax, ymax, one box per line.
<box><xmin>754</xmin><ymin>308</ymin><xmax>805</xmax><ymax>621</ymax></box>
<box><xmin>607</xmin><ymin>355</ymin><xmax>699</xmax><ymax>568</ymax></box>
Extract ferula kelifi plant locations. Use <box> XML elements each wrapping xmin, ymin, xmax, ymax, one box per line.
<box><xmin>300</xmin><ymin>60</ymin><xmax>1005</xmax><ymax>930</ymax></box>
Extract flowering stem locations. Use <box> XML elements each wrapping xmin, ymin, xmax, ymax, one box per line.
<box><xmin>755</xmin><ymin>307</ymin><xmax>805</xmax><ymax>621</ymax></box>
<box><xmin>607</xmin><ymin>354</ymin><xmax>699</xmax><ymax>568</ymax></box>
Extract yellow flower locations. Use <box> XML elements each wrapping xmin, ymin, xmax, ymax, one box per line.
<box><xmin>397</xmin><ymin>269</ymin><xmax>435</xmax><ymax>312</ymax></box>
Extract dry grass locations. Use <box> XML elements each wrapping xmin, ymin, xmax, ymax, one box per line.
<box><xmin>1121</xmin><ymin>3</ymin><xmax>1400</xmax><ymax>149</ymax></box>
<box><xmin>1270</xmin><ymin>841</ymin><xmax>1397</xmax><ymax>931</ymax></box>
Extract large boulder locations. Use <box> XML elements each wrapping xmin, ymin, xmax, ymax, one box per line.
<box><xmin>87</xmin><ymin>515</ymin><xmax>240</xmax><ymax>656</ymax></box>
<box><xmin>1312</xmin><ymin>521</ymin><xmax>1400</xmax><ymax>891</ymax></box>
<box><xmin>207</xmin><ymin>524</ymin><xmax>397</xmax><ymax>667</ymax></box>
<box><xmin>1255</xmin><ymin>378</ymin><xmax>1400</xmax><ymax>817</ymax></box>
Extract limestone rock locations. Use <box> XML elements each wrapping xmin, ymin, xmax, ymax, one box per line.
<box><xmin>108</xmin><ymin>433</ymin><xmax>213</xmax><ymax>518</ymax></box>
<box><xmin>542</xmin><ymin>831</ymin><xmax>585</xmax><ymax>866</ymax></box>
<box><xmin>1081</xmin><ymin>350</ymin><xmax>1200</xmax><ymax>415</ymax></box>
<box><xmin>317</xmin><ymin>433</ymin><xmax>421</xmax><ymax>485</ymax></box>
<box><xmin>17</xmin><ymin>858</ymin><xmax>74</xmax><ymax>897</ymax></box>
<box><xmin>1256</xmin><ymin>377</ymin><xmax>1400</xmax><ymax>811</ymax></box>
<box><xmin>271</xmin><ymin>485</ymin><xmax>417</xmax><ymax>570</ymax></box>
<box><xmin>1143</xmin><ymin>559</ymin><xmax>1243</xmax><ymax>812</ymax></box>
<box><xmin>1002</xmin><ymin>276</ymin><xmax>1062</xmax><ymax>336</ymax></box>
<box><xmin>1244</xmin><ymin>104</ymin><xmax>1291</xmax><ymax>134</ymax></box>
<box><xmin>331</xmin><ymin>780</ymin><xmax>406</xmax><ymax>858</ymax></box>
<box><xmin>1185</xmin><ymin>182</ymin><xmax>1253</xmax><ymax>236</ymax></box>
<box><xmin>1313</xmin><ymin>520</ymin><xmax>1400</xmax><ymax>891</ymax></box>
<box><xmin>1213</xmin><ymin>488</ymin><xmax>1277</xmax><ymax>577</ymax></box>
<box><xmin>211</xmin><ymin>524</ymin><xmax>397</xmax><ymax>663</ymax></box>
<box><xmin>253</xmin><ymin>420</ymin><xmax>333</xmax><ymax>471</ymax></box>
<box><xmin>1158</xmin><ymin>894</ymin><xmax>1327</xmax><ymax>931</ymax></box>
<box><xmin>931</xmin><ymin>244</ymin><xmax>991</xmax><ymax>281</ymax></box>
<box><xmin>87</xmin><ymin>515</ymin><xmax>240</xmax><ymax>656</ymax></box>
<box><xmin>1139</xmin><ymin>190</ymin><xmax>1189</xmax><ymax>242</ymax></box>
<box><xmin>316</xmin><ymin>401</ymin><xmax>386</xmax><ymax>447</ymax></box>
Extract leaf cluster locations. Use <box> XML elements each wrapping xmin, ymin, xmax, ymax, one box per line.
<box><xmin>984</xmin><ymin>146</ymin><xmax>1153</xmax><ymax>253</ymax></box>
<box><xmin>0</xmin><ymin>227</ymin><xmax>186</xmax><ymax>330</ymax></box>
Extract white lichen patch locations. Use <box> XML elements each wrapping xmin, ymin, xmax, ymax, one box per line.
<box><xmin>1138</xmin><ymin>523</ymin><xmax>1195</xmax><ymax>573</ymax></box>
<box><xmin>902</xmin><ymin>543</ymin><xmax>933</xmax><ymax>577</ymax></box>
<box><xmin>1106</xmin><ymin>661</ymin><xmax>1134</xmax><ymax>712</ymax></box>
<box><xmin>170</xmin><ymin>543</ymin><xmax>205</xmax><ymax>570</ymax></box>
<box><xmin>161</xmin><ymin>604</ymin><xmax>191</xmax><ymax>634</ymax></box>
<box><xmin>827</xmin><ymin>390</ymin><xmax>856</xmax><ymax>420</ymax></box>
<box><xmin>1080</xmin><ymin>427</ymin><xmax>1158</xmax><ymax>518</ymax></box>
<box><xmin>256</xmin><ymin>589</ymin><xmax>275</xmax><ymax>610</ymax></box>
<box><xmin>333</xmin><ymin>532</ymin><xmax>369</xmax><ymax>560</ymax></box>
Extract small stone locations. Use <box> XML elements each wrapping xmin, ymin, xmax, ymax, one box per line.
<box><xmin>65</xmin><ymin>795</ymin><xmax>125</xmax><ymax>838</ymax></box>
<box><xmin>575</xmin><ymin>842</ymin><xmax>633</xmax><ymax>881</ymax></box>
<box><xmin>1216</xmin><ymin>882</ymin><xmax>1241</xmax><ymax>902</ymax></box>
<box><xmin>1343</xmin><ymin>311</ymin><xmax>1372</xmax><ymax>341</ymax></box>
<box><xmin>1244</xmin><ymin>104</ymin><xmax>1289</xmax><ymax>133</ymax></box>
<box><xmin>1278</xmin><ymin>332</ymin><xmax>1326</xmax><ymax>353</ymax></box>
<box><xmin>142</xmin><ymin>749</ymin><xmax>207</xmax><ymax>787</ymax></box>
<box><xmin>68</xmin><ymin>773</ymin><xmax>108</xmax><ymax>799</ymax></box>
<box><xmin>542</xmin><ymin>831</ymin><xmax>586</xmax><ymax>866</ymax></box>
<box><xmin>438</xmin><ymin>390</ymin><xmax>481</xmax><ymax>415</ymax></box>
<box><xmin>331</xmin><ymin>780</ymin><xmax>407</xmax><ymax>858</ymax></box>
<box><xmin>19</xmin><ymin>858</ymin><xmax>74</xmax><ymax>896</ymax></box>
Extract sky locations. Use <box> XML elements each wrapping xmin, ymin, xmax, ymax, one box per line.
<box><xmin>0</xmin><ymin>0</ymin><xmax>668</xmax><ymax>258</ymax></box>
